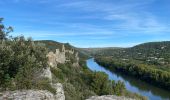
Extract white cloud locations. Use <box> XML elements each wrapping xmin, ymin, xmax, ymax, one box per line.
<box><xmin>56</xmin><ymin>0</ymin><xmax>169</xmax><ymax>34</ymax></box>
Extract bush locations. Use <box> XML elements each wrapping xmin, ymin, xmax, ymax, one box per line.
<box><xmin>0</xmin><ymin>18</ymin><xmax>48</xmax><ymax>90</ymax></box>
<box><xmin>35</xmin><ymin>78</ymin><xmax>56</xmax><ymax>94</ymax></box>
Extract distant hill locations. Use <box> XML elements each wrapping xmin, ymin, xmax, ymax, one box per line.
<box><xmin>94</xmin><ymin>41</ymin><xmax>170</xmax><ymax>71</ymax></box>
<box><xmin>89</xmin><ymin>41</ymin><xmax>170</xmax><ymax>59</ymax></box>
<box><xmin>35</xmin><ymin>40</ymin><xmax>73</xmax><ymax>52</ymax></box>
<box><xmin>120</xmin><ymin>41</ymin><xmax>170</xmax><ymax>65</ymax></box>
<box><xmin>79</xmin><ymin>47</ymin><xmax>122</xmax><ymax>56</ymax></box>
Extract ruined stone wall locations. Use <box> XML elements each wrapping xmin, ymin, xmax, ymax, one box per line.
<box><xmin>47</xmin><ymin>44</ymin><xmax>79</xmax><ymax>67</ymax></box>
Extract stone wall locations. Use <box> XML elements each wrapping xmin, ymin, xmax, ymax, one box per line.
<box><xmin>47</xmin><ymin>44</ymin><xmax>79</xmax><ymax>67</ymax></box>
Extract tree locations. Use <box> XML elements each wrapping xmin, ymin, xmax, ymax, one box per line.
<box><xmin>90</xmin><ymin>72</ymin><xmax>112</xmax><ymax>95</ymax></box>
<box><xmin>0</xmin><ymin>18</ymin><xmax>48</xmax><ymax>90</ymax></box>
<box><xmin>0</xmin><ymin>18</ymin><xmax>13</xmax><ymax>40</ymax></box>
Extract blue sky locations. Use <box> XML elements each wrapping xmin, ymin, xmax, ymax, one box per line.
<box><xmin>1</xmin><ymin>0</ymin><xmax>170</xmax><ymax>47</ymax></box>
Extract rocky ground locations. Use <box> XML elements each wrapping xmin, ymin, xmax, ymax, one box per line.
<box><xmin>86</xmin><ymin>95</ymin><xmax>135</xmax><ymax>100</ymax></box>
<box><xmin>0</xmin><ymin>83</ymin><xmax>65</xmax><ymax>100</ymax></box>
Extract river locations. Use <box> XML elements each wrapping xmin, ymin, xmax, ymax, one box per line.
<box><xmin>86</xmin><ymin>58</ymin><xmax>170</xmax><ymax>100</ymax></box>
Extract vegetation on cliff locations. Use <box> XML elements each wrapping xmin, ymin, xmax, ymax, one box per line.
<box><xmin>0</xmin><ymin>18</ymin><xmax>54</xmax><ymax>92</ymax></box>
<box><xmin>50</xmin><ymin>61</ymin><xmax>146</xmax><ymax>100</ymax></box>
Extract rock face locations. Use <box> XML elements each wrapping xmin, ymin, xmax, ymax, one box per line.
<box><xmin>0</xmin><ymin>83</ymin><xmax>65</xmax><ymax>100</ymax></box>
<box><xmin>0</xmin><ymin>90</ymin><xmax>55</xmax><ymax>100</ymax></box>
<box><xmin>41</xmin><ymin>67</ymin><xmax>52</xmax><ymax>82</ymax></box>
<box><xmin>2</xmin><ymin>66</ymin><xmax>66</xmax><ymax>100</ymax></box>
<box><xmin>40</xmin><ymin>68</ymin><xmax>65</xmax><ymax>100</ymax></box>
<box><xmin>86</xmin><ymin>95</ymin><xmax>135</xmax><ymax>100</ymax></box>
<box><xmin>52</xmin><ymin>83</ymin><xmax>65</xmax><ymax>100</ymax></box>
<box><xmin>73</xmin><ymin>52</ymin><xmax>80</xmax><ymax>67</ymax></box>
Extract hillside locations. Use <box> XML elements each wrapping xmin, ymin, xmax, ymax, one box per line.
<box><xmin>94</xmin><ymin>41</ymin><xmax>170</xmax><ymax>90</ymax></box>
<box><xmin>121</xmin><ymin>41</ymin><xmax>170</xmax><ymax>65</ymax></box>
<box><xmin>79</xmin><ymin>47</ymin><xmax>122</xmax><ymax>57</ymax></box>
<box><xmin>93</xmin><ymin>41</ymin><xmax>170</xmax><ymax>70</ymax></box>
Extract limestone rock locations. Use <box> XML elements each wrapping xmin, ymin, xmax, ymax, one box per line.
<box><xmin>41</xmin><ymin>67</ymin><xmax>52</xmax><ymax>82</ymax></box>
<box><xmin>0</xmin><ymin>90</ymin><xmax>55</xmax><ymax>100</ymax></box>
<box><xmin>74</xmin><ymin>52</ymin><xmax>80</xmax><ymax>67</ymax></box>
<box><xmin>52</xmin><ymin>83</ymin><xmax>65</xmax><ymax>100</ymax></box>
<box><xmin>86</xmin><ymin>95</ymin><xmax>136</xmax><ymax>100</ymax></box>
<box><xmin>0</xmin><ymin>83</ymin><xmax>65</xmax><ymax>100</ymax></box>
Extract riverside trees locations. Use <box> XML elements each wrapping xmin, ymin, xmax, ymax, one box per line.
<box><xmin>95</xmin><ymin>57</ymin><xmax>170</xmax><ymax>90</ymax></box>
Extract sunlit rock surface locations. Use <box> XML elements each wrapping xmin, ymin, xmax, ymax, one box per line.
<box><xmin>0</xmin><ymin>90</ymin><xmax>55</xmax><ymax>100</ymax></box>
<box><xmin>0</xmin><ymin>84</ymin><xmax>65</xmax><ymax>100</ymax></box>
<box><xmin>86</xmin><ymin>95</ymin><xmax>135</xmax><ymax>100</ymax></box>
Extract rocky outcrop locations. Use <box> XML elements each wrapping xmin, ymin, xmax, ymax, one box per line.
<box><xmin>40</xmin><ymin>67</ymin><xmax>65</xmax><ymax>100</ymax></box>
<box><xmin>41</xmin><ymin>67</ymin><xmax>52</xmax><ymax>82</ymax></box>
<box><xmin>0</xmin><ymin>83</ymin><xmax>65</xmax><ymax>100</ymax></box>
<box><xmin>73</xmin><ymin>52</ymin><xmax>79</xmax><ymax>67</ymax></box>
<box><xmin>0</xmin><ymin>90</ymin><xmax>56</xmax><ymax>100</ymax></box>
<box><xmin>52</xmin><ymin>83</ymin><xmax>65</xmax><ymax>100</ymax></box>
<box><xmin>86</xmin><ymin>95</ymin><xmax>135</xmax><ymax>100</ymax></box>
<box><xmin>6</xmin><ymin>64</ymin><xmax>65</xmax><ymax>100</ymax></box>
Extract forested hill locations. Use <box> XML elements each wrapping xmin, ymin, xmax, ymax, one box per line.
<box><xmin>126</xmin><ymin>41</ymin><xmax>170</xmax><ymax>60</ymax></box>
<box><xmin>35</xmin><ymin>40</ymin><xmax>74</xmax><ymax>52</ymax></box>
<box><xmin>79</xmin><ymin>47</ymin><xmax>122</xmax><ymax>56</ymax></box>
<box><xmin>87</xmin><ymin>41</ymin><xmax>170</xmax><ymax>66</ymax></box>
<box><xmin>94</xmin><ymin>41</ymin><xmax>170</xmax><ymax>90</ymax></box>
<box><xmin>84</xmin><ymin>41</ymin><xmax>169</xmax><ymax>56</ymax></box>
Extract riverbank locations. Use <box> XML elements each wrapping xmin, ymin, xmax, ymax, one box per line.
<box><xmin>86</xmin><ymin>58</ymin><xmax>170</xmax><ymax>100</ymax></box>
<box><xmin>95</xmin><ymin>57</ymin><xmax>170</xmax><ymax>90</ymax></box>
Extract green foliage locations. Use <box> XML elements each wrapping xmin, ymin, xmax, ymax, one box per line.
<box><xmin>90</xmin><ymin>71</ymin><xmax>112</xmax><ymax>95</ymax></box>
<box><xmin>92</xmin><ymin>41</ymin><xmax>170</xmax><ymax>70</ymax></box>
<box><xmin>51</xmin><ymin>67</ymin><xmax>65</xmax><ymax>82</ymax></box>
<box><xmin>63</xmin><ymin>83</ymin><xmax>82</xmax><ymax>100</ymax></box>
<box><xmin>51</xmin><ymin>62</ymin><xmax>96</xmax><ymax>100</ymax></box>
<box><xmin>124</xmin><ymin>90</ymin><xmax>147</xmax><ymax>100</ymax></box>
<box><xmin>95</xmin><ymin>57</ymin><xmax>170</xmax><ymax>90</ymax></box>
<box><xmin>112</xmin><ymin>80</ymin><xmax>126</xmax><ymax>96</ymax></box>
<box><xmin>35</xmin><ymin>78</ymin><xmax>56</xmax><ymax>94</ymax></box>
<box><xmin>51</xmin><ymin>60</ymin><xmax>135</xmax><ymax>99</ymax></box>
<box><xmin>0</xmin><ymin>18</ymin><xmax>13</xmax><ymax>40</ymax></box>
<box><xmin>0</xmin><ymin>19</ymin><xmax>48</xmax><ymax>91</ymax></box>
<box><xmin>80</xmin><ymin>47</ymin><xmax>121</xmax><ymax>57</ymax></box>
<box><xmin>91</xmin><ymin>41</ymin><xmax>170</xmax><ymax>92</ymax></box>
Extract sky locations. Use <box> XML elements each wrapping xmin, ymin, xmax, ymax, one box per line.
<box><xmin>1</xmin><ymin>0</ymin><xmax>170</xmax><ymax>47</ymax></box>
